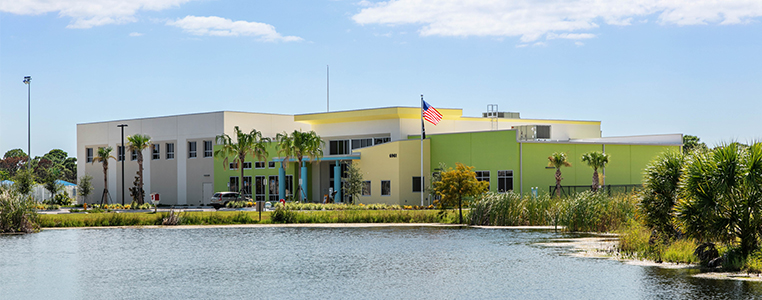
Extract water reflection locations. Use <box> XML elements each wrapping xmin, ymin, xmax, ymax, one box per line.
<box><xmin>1</xmin><ymin>227</ymin><xmax>761</xmax><ymax>299</ymax></box>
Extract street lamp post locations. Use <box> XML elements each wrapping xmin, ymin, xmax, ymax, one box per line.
<box><xmin>117</xmin><ymin>124</ymin><xmax>128</xmax><ymax>205</ymax></box>
<box><xmin>23</xmin><ymin>76</ymin><xmax>31</xmax><ymax>169</ymax></box>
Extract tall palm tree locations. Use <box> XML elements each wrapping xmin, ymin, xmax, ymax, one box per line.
<box><xmin>276</xmin><ymin>130</ymin><xmax>324</xmax><ymax>202</ymax></box>
<box><xmin>581</xmin><ymin>151</ymin><xmax>609</xmax><ymax>192</ymax></box>
<box><xmin>215</xmin><ymin>126</ymin><xmax>270</xmax><ymax>197</ymax></box>
<box><xmin>127</xmin><ymin>134</ymin><xmax>151</xmax><ymax>204</ymax></box>
<box><xmin>91</xmin><ymin>146</ymin><xmax>115</xmax><ymax>204</ymax></box>
<box><xmin>548</xmin><ymin>152</ymin><xmax>571</xmax><ymax>198</ymax></box>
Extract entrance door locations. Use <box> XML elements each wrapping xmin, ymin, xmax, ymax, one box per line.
<box><xmin>202</xmin><ymin>183</ymin><xmax>213</xmax><ymax>206</ymax></box>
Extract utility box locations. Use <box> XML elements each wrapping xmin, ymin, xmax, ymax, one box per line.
<box><xmin>256</xmin><ymin>200</ymin><xmax>265</xmax><ymax>212</ymax></box>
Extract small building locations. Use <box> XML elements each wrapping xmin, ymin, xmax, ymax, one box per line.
<box><xmin>77</xmin><ymin>106</ymin><xmax>681</xmax><ymax>206</ymax></box>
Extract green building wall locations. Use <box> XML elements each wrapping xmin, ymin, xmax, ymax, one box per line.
<box><xmin>418</xmin><ymin>130</ymin><xmax>679</xmax><ymax>195</ymax></box>
<box><xmin>213</xmin><ymin>143</ymin><xmax>310</xmax><ymax>199</ymax></box>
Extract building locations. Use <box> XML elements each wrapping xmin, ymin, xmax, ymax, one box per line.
<box><xmin>77</xmin><ymin>106</ymin><xmax>681</xmax><ymax>206</ymax></box>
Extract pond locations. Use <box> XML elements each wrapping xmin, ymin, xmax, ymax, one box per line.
<box><xmin>1</xmin><ymin>226</ymin><xmax>761</xmax><ymax>299</ymax></box>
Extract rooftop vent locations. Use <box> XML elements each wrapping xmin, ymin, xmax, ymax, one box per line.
<box><xmin>482</xmin><ymin>112</ymin><xmax>520</xmax><ymax>119</ymax></box>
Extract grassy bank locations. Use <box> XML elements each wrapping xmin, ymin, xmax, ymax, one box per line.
<box><xmin>39</xmin><ymin>209</ymin><xmax>453</xmax><ymax>227</ymax></box>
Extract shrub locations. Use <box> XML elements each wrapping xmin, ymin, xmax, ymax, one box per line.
<box><xmin>0</xmin><ymin>186</ymin><xmax>40</xmax><ymax>233</ymax></box>
<box><xmin>271</xmin><ymin>206</ymin><xmax>297</xmax><ymax>223</ymax></box>
<box><xmin>662</xmin><ymin>239</ymin><xmax>699</xmax><ymax>264</ymax></box>
<box><xmin>161</xmin><ymin>210</ymin><xmax>182</xmax><ymax>225</ymax></box>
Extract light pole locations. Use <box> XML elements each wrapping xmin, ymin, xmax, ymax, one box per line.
<box><xmin>117</xmin><ymin>124</ymin><xmax>128</xmax><ymax>205</ymax></box>
<box><xmin>23</xmin><ymin>76</ymin><xmax>31</xmax><ymax>169</ymax></box>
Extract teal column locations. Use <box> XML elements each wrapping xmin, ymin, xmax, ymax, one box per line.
<box><xmin>333</xmin><ymin>162</ymin><xmax>341</xmax><ymax>203</ymax></box>
<box><xmin>301</xmin><ymin>161</ymin><xmax>308</xmax><ymax>201</ymax></box>
<box><xmin>278</xmin><ymin>162</ymin><xmax>285</xmax><ymax>200</ymax></box>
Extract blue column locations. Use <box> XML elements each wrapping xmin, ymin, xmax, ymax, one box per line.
<box><xmin>334</xmin><ymin>162</ymin><xmax>342</xmax><ymax>203</ymax></box>
<box><xmin>278</xmin><ymin>162</ymin><xmax>285</xmax><ymax>200</ymax></box>
<box><xmin>300</xmin><ymin>161</ymin><xmax>308</xmax><ymax>201</ymax></box>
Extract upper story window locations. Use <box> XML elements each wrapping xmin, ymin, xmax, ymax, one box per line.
<box><xmin>131</xmin><ymin>149</ymin><xmax>138</xmax><ymax>161</ymax></box>
<box><xmin>166</xmin><ymin>143</ymin><xmax>175</xmax><ymax>159</ymax></box>
<box><xmin>268</xmin><ymin>161</ymin><xmax>276</xmax><ymax>168</ymax></box>
<box><xmin>152</xmin><ymin>144</ymin><xmax>160</xmax><ymax>160</ymax></box>
<box><xmin>86</xmin><ymin>148</ymin><xmax>93</xmax><ymax>163</ymax></box>
<box><xmin>188</xmin><ymin>141</ymin><xmax>197</xmax><ymax>158</ymax></box>
<box><xmin>243</xmin><ymin>162</ymin><xmax>252</xmax><ymax>169</ymax></box>
<box><xmin>329</xmin><ymin>140</ymin><xmax>350</xmax><ymax>155</ymax></box>
<box><xmin>254</xmin><ymin>161</ymin><xmax>265</xmax><ymax>169</ymax></box>
<box><xmin>204</xmin><ymin>140</ymin><xmax>213</xmax><ymax>157</ymax></box>
<box><xmin>229</xmin><ymin>162</ymin><xmax>239</xmax><ymax>170</ymax></box>
<box><xmin>117</xmin><ymin>146</ymin><xmax>125</xmax><ymax>161</ymax></box>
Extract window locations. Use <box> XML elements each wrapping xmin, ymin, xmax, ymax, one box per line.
<box><xmin>229</xmin><ymin>177</ymin><xmax>239</xmax><ymax>192</ymax></box>
<box><xmin>166</xmin><ymin>143</ymin><xmax>175</xmax><ymax>159</ymax></box>
<box><xmin>412</xmin><ymin>176</ymin><xmax>424</xmax><ymax>192</ymax></box>
<box><xmin>374</xmin><ymin>137</ymin><xmax>391</xmax><ymax>145</ymax></box>
<box><xmin>268</xmin><ymin>161</ymin><xmax>276</xmax><ymax>168</ymax></box>
<box><xmin>243</xmin><ymin>176</ymin><xmax>252</xmax><ymax>196</ymax></box>
<box><xmin>86</xmin><ymin>148</ymin><xmax>93</xmax><ymax>163</ymax></box>
<box><xmin>351</xmin><ymin>138</ymin><xmax>373</xmax><ymax>150</ymax></box>
<box><xmin>255</xmin><ymin>176</ymin><xmax>265</xmax><ymax>200</ymax></box>
<box><xmin>204</xmin><ymin>140</ymin><xmax>213</xmax><ymax>157</ymax></box>
<box><xmin>329</xmin><ymin>140</ymin><xmax>350</xmax><ymax>155</ymax></box>
<box><xmin>188</xmin><ymin>141</ymin><xmax>197</xmax><ymax>158</ymax></box>
<box><xmin>381</xmin><ymin>180</ymin><xmax>391</xmax><ymax>196</ymax></box>
<box><xmin>229</xmin><ymin>162</ymin><xmax>239</xmax><ymax>170</ymax></box>
<box><xmin>285</xmin><ymin>175</ymin><xmax>294</xmax><ymax>196</ymax></box>
<box><xmin>152</xmin><ymin>144</ymin><xmax>160</xmax><ymax>160</ymax></box>
<box><xmin>475</xmin><ymin>171</ymin><xmax>490</xmax><ymax>189</ymax></box>
<box><xmin>242</xmin><ymin>162</ymin><xmax>252</xmax><ymax>169</ymax></box>
<box><xmin>254</xmin><ymin>161</ymin><xmax>265</xmax><ymax>169</ymax></box>
<box><xmin>131</xmin><ymin>149</ymin><xmax>138</xmax><ymax>161</ymax></box>
<box><xmin>362</xmin><ymin>181</ymin><xmax>371</xmax><ymax>196</ymax></box>
<box><xmin>498</xmin><ymin>170</ymin><xmax>514</xmax><ymax>192</ymax></box>
<box><xmin>268</xmin><ymin>176</ymin><xmax>279</xmax><ymax>201</ymax></box>
<box><xmin>117</xmin><ymin>146</ymin><xmax>125</xmax><ymax>161</ymax></box>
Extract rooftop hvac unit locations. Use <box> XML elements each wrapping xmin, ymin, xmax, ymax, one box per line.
<box><xmin>516</xmin><ymin>125</ymin><xmax>551</xmax><ymax>140</ymax></box>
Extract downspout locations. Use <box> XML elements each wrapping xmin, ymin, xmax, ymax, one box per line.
<box><xmin>519</xmin><ymin>142</ymin><xmax>523</xmax><ymax>195</ymax></box>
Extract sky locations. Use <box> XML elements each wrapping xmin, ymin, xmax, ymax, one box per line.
<box><xmin>1</xmin><ymin>0</ymin><xmax>761</xmax><ymax>158</ymax></box>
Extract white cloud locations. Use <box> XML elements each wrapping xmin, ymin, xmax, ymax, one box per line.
<box><xmin>166</xmin><ymin>16</ymin><xmax>303</xmax><ymax>42</ymax></box>
<box><xmin>575</xmin><ymin>41</ymin><xmax>585</xmax><ymax>46</ymax></box>
<box><xmin>129</xmin><ymin>32</ymin><xmax>143</xmax><ymax>37</ymax></box>
<box><xmin>0</xmin><ymin>0</ymin><xmax>192</xmax><ymax>28</ymax></box>
<box><xmin>352</xmin><ymin>0</ymin><xmax>762</xmax><ymax>42</ymax></box>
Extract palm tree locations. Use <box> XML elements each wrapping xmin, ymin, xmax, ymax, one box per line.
<box><xmin>127</xmin><ymin>134</ymin><xmax>151</xmax><ymax>204</ymax></box>
<box><xmin>580</xmin><ymin>151</ymin><xmax>609</xmax><ymax>192</ymax></box>
<box><xmin>548</xmin><ymin>152</ymin><xmax>571</xmax><ymax>198</ymax></box>
<box><xmin>275</xmin><ymin>130</ymin><xmax>324</xmax><ymax>202</ymax></box>
<box><xmin>676</xmin><ymin>142</ymin><xmax>762</xmax><ymax>258</ymax></box>
<box><xmin>91</xmin><ymin>146</ymin><xmax>115</xmax><ymax>204</ymax></box>
<box><xmin>215</xmin><ymin>126</ymin><xmax>270</xmax><ymax>197</ymax></box>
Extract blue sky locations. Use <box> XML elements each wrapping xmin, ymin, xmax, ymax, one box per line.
<box><xmin>1</xmin><ymin>0</ymin><xmax>761</xmax><ymax>158</ymax></box>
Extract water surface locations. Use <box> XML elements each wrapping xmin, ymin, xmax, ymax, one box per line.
<box><xmin>2</xmin><ymin>227</ymin><xmax>761</xmax><ymax>299</ymax></box>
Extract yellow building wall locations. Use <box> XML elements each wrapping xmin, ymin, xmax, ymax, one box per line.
<box><xmin>353</xmin><ymin>139</ymin><xmax>430</xmax><ymax>205</ymax></box>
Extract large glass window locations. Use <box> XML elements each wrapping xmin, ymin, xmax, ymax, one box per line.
<box><xmin>229</xmin><ymin>177</ymin><xmax>239</xmax><ymax>192</ymax></box>
<box><xmin>242</xmin><ymin>176</ymin><xmax>252</xmax><ymax>196</ymax></box>
<box><xmin>166</xmin><ymin>143</ymin><xmax>175</xmax><ymax>159</ymax></box>
<box><xmin>381</xmin><ymin>180</ymin><xmax>391</xmax><ymax>196</ymax></box>
<box><xmin>152</xmin><ymin>144</ymin><xmax>160</xmax><ymax>160</ymax></box>
<box><xmin>268</xmin><ymin>176</ymin><xmax>279</xmax><ymax>201</ymax></box>
<box><xmin>329</xmin><ymin>140</ymin><xmax>350</xmax><ymax>155</ymax></box>
<box><xmin>285</xmin><ymin>175</ymin><xmax>294</xmax><ymax>197</ymax></box>
<box><xmin>475</xmin><ymin>171</ymin><xmax>490</xmax><ymax>189</ymax></box>
<box><xmin>86</xmin><ymin>148</ymin><xmax>93</xmax><ymax>163</ymax></box>
<box><xmin>204</xmin><ymin>140</ymin><xmax>213</xmax><ymax>157</ymax></box>
<box><xmin>351</xmin><ymin>138</ymin><xmax>373</xmax><ymax>150</ymax></box>
<box><xmin>374</xmin><ymin>137</ymin><xmax>391</xmax><ymax>145</ymax></box>
<box><xmin>255</xmin><ymin>176</ymin><xmax>265</xmax><ymax>200</ymax></box>
<box><xmin>498</xmin><ymin>170</ymin><xmax>514</xmax><ymax>192</ymax></box>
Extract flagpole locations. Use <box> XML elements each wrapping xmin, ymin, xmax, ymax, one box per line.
<box><xmin>420</xmin><ymin>94</ymin><xmax>425</xmax><ymax>206</ymax></box>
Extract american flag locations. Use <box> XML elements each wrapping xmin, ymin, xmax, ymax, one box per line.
<box><xmin>422</xmin><ymin>100</ymin><xmax>443</xmax><ymax>125</ymax></box>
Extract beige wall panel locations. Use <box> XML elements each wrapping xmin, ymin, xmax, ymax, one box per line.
<box><xmin>224</xmin><ymin>112</ymin><xmax>308</xmax><ymax>140</ymax></box>
<box><xmin>353</xmin><ymin>141</ymin><xmax>401</xmax><ymax>205</ymax></box>
<box><xmin>185</xmin><ymin>138</ymin><xmax>215</xmax><ymax>205</ymax></box>
<box><xmin>149</xmin><ymin>140</ymin><xmax>178</xmax><ymax>205</ymax></box>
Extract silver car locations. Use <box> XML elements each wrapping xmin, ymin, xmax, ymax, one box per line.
<box><xmin>210</xmin><ymin>192</ymin><xmax>247</xmax><ymax>209</ymax></box>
